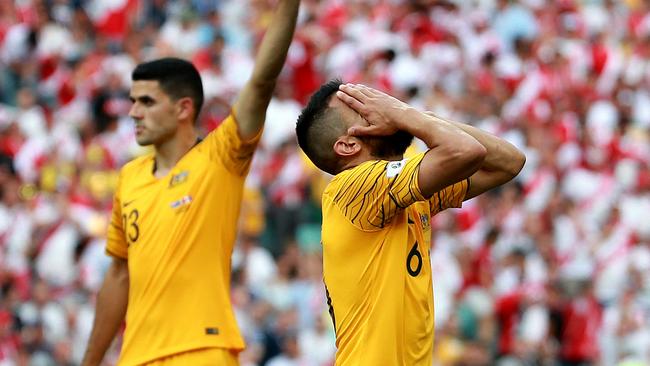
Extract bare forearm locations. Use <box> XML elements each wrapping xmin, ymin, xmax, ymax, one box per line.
<box><xmin>82</xmin><ymin>261</ymin><xmax>129</xmax><ymax>366</ymax></box>
<box><xmin>425</xmin><ymin>112</ymin><xmax>525</xmax><ymax>175</ymax></box>
<box><xmin>335</xmin><ymin>83</ymin><xmax>487</xmax><ymax>197</ymax></box>
<box><xmin>400</xmin><ymin>108</ymin><xmax>487</xmax><ymax>197</ymax></box>
<box><xmin>233</xmin><ymin>0</ymin><xmax>300</xmax><ymax>139</ymax></box>
<box><xmin>400</xmin><ymin>108</ymin><xmax>481</xmax><ymax>152</ymax></box>
<box><xmin>250</xmin><ymin>0</ymin><xmax>301</xmax><ymax>84</ymax></box>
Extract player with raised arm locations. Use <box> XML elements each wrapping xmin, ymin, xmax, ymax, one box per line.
<box><xmin>81</xmin><ymin>2</ymin><xmax>301</xmax><ymax>365</ymax></box>
<box><xmin>295</xmin><ymin>81</ymin><xmax>526</xmax><ymax>365</ymax></box>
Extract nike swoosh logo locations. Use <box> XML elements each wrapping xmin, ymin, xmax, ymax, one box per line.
<box><xmin>123</xmin><ymin>200</ymin><xmax>136</xmax><ymax>208</ymax></box>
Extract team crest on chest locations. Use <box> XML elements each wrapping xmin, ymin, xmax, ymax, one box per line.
<box><xmin>169</xmin><ymin>170</ymin><xmax>189</xmax><ymax>188</ymax></box>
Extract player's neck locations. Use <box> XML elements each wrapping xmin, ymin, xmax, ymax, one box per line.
<box><xmin>339</xmin><ymin>151</ymin><xmax>405</xmax><ymax>173</ymax></box>
<box><xmin>380</xmin><ymin>153</ymin><xmax>404</xmax><ymax>162</ymax></box>
<box><xmin>337</xmin><ymin>150</ymin><xmax>375</xmax><ymax>173</ymax></box>
<box><xmin>153</xmin><ymin>127</ymin><xmax>198</xmax><ymax>178</ymax></box>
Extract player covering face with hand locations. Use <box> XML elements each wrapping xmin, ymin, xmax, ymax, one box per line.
<box><xmin>295</xmin><ymin>81</ymin><xmax>526</xmax><ymax>365</ymax></box>
<box><xmin>81</xmin><ymin>1</ymin><xmax>302</xmax><ymax>366</ymax></box>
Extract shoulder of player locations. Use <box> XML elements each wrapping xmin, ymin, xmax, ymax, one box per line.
<box><xmin>206</xmin><ymin>114</ymin><xmax>236</xmax><ymax>136</ymax></box>
<box><xmin>198</xmin><ymin>113</ymin><xmax>246</xmax><ymax>148</ymax></box>
<box><xmin>323</xmin><ymin>160</ymin><xmax>387</xmax><ymax>195</ymax></box>
<box><xmin>335</xmin><ymin>160</ymin><xmax>386</xmax><ymax>180</ymax></box>
<box><xmin>120</xmin><ymin>153</ymin><xmax>154</xmax><ymax>176</ymax></box>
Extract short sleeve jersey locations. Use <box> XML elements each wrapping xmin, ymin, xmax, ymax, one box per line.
<box><xmin>321</xmin><ymin>153</ymin><xmax>468</xmax><ymax>366</ymax></box>
<box><xmin>106</xmin><ymin>114</ymin><xmax>259</xmax><ymax>366</ymax></box>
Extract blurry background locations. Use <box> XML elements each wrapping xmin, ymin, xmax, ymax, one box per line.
<box><xmin>0</xmin><ymin>0</ymin><xmax>649</xmax><ymax>365</ymax></box>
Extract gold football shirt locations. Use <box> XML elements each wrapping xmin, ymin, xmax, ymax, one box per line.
<box><xmin>321</xmin><ymin>153</ymin><xmax>468</xmax><ymax>365</ymax></box>
<box><xmin>106</xmin><ymin>114</ymin><xmax>259</xmax><ymax>366</ymax></box>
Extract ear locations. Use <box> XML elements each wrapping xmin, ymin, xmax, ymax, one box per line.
<box><xmin>176</xmin><ymin>97</ymin><xmax>195</xmax><ymax>122</ymax></box>
<box><xmin>333</xmin><ymin>135</ymin><xmax>361</xmax><ymax>157</ymax></box>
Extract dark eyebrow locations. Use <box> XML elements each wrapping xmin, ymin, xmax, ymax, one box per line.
<box><xmin>130</xmin><ymin>95</ymin><xmax>156</xmax><ymax>104</ymax></box>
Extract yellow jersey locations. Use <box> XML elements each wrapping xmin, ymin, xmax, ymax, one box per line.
<box><xmin>321</xmin><ymin>153</ymin><xmax>468</xmax><ymax>366</ymax></box>
<box><xmin>106</xmin><ymin>114</ymin><xmax>259</xmax><ymax>366</ymax></box>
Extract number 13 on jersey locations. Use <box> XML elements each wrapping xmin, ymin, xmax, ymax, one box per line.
<box><xmin>122</xmin><ymin>209</ymin><xmax>140</xmax><ymax>245</ymax></box>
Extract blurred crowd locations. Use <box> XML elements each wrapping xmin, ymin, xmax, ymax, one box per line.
<box><xmin>0</xmin><ymin>0</ymin><xmax>649</xmax><ymax>365</ymax></box>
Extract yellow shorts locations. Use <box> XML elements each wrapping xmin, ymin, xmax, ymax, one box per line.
<box><xmin>142</xmin><ymin>348</ymin><xmax>239</xmax><ymax>366</ymax></box>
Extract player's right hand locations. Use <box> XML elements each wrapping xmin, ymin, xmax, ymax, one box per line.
<box><xmin>336</xmin><ymin>83</ymin><xmax>412</xmax><ymax>137</ymax></box>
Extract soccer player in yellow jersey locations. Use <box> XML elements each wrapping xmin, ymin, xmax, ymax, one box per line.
<box><xmin>80</xmin><ymin>2</ymin><xmax>301</xmax><ymax>366</ymax></box>
<box><xmin>295</xmin><ymin>81</ymin><xmax>526</xmax><ymax>365</ymax></box>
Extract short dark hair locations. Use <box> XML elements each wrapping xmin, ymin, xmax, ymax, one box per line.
<box><xmin>296</xmin><ymin>79</ymin><xmax>415</xmax><ymax>174</ymax></box>
<box><xmin>132</xmin><ymin>58</ymin><xmax>204</xmax><ymax>121</ymax></box>
<box><xmin>296</xmin><ymin>79</ymin><xmax>346</xmax><ymax>175</ymax></box>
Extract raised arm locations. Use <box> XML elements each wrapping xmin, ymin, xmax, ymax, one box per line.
<box><xmin>424</xmin><ymin>112</ymin><xmax>526</xmax><ymax>200</ymax></box>
<box><xmin>338</xmin><ymin>84</ymin><xmax>487</xmax><ymax>198</ymax></box>
<box><xmin>81</xmin><ymin>258</ymin><xmax>129</xmax><ymax>366</ymax></box>
<box><xmin>233</xmin><ymin>0</ymin><xmax>301</xmax><ymax>140</ymax></box>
